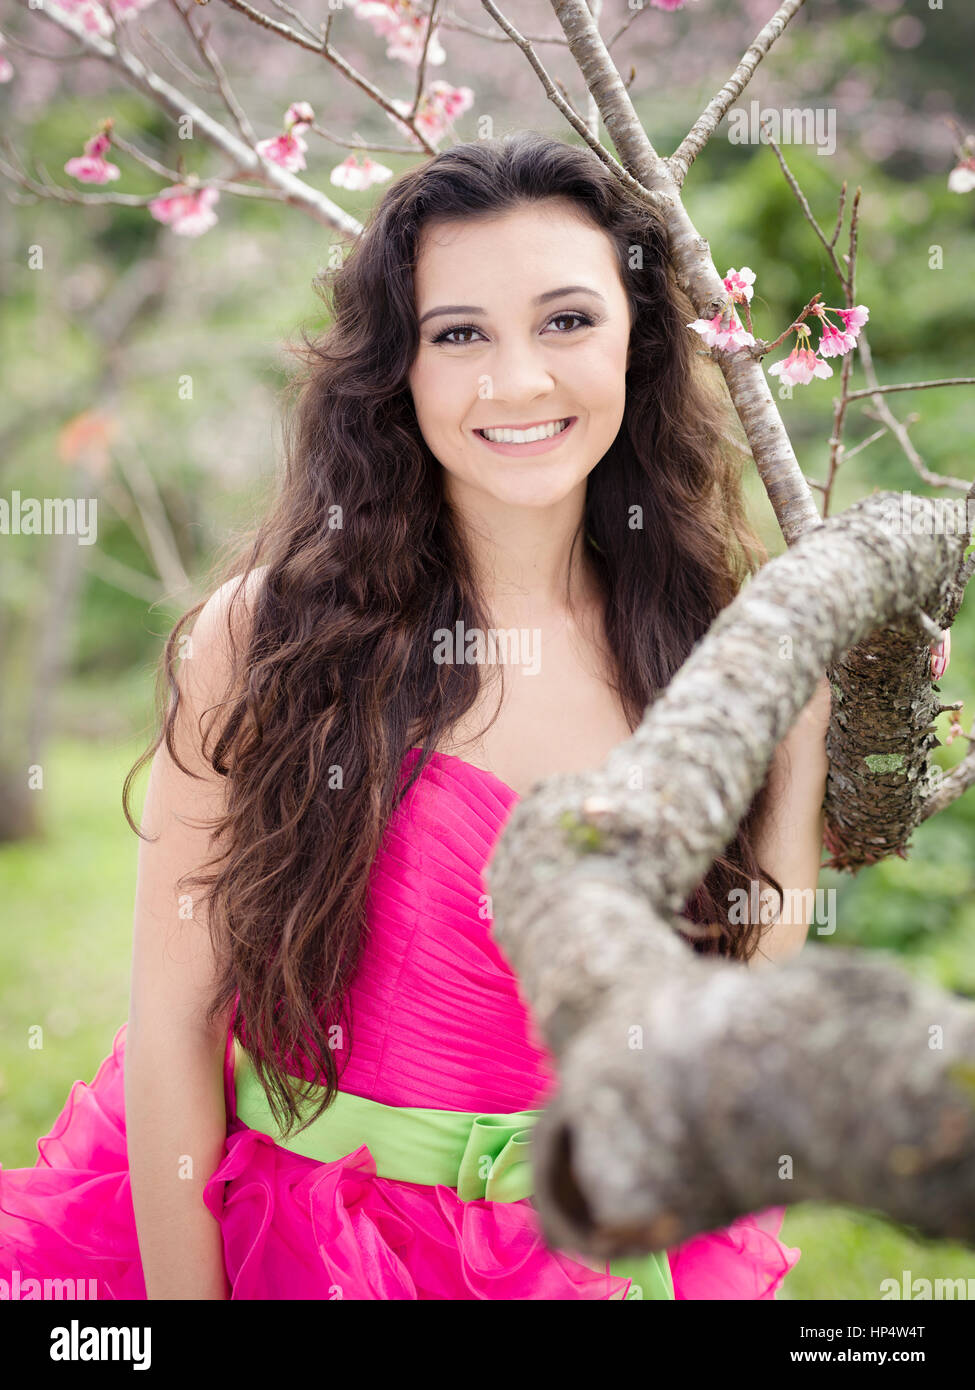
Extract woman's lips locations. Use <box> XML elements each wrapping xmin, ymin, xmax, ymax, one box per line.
<box><xmin>473</xmin><ymin>416</ymin><xmax>578</xmax><ymax>457</ymax></box>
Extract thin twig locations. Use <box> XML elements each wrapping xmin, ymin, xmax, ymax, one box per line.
<box><xmin>306</xmin><ymin>124</ymin><xmax>424</xmax><ymax>157</ymax></box>
<box><xmin>822</xmin><ymin>347</ymin><xmax>854</xmax><ymax>519</ymax></box>
<box><xmin>854</xmin><ymin>347</ymin><xmax>974</xmax><ymax>493</ymax></box>
<box><xmin>11</xmin><ymin>0</ymin><xmax>362</xmax><ymax>236</ymax></box>
<box><xmin>414</xmin><ymin>2</ymin><xmax>570</xmax><ymax>46</ymax></box>
<box><xmin>604</xmin><ymin>3</ymin><xmax>647</xmax><ymax>52</ymax></box>
<box><xmin>668</xmin><ymin>0</ymin><xmax>809</xmax><ymax>187</ymax></box>
<box><xmin>919</xmin><ymin>743</ymin><xmax>975</xmax><ymax>819</ymax></box>
<box><xmin>409</xmin><ymin>0</ymin><xmax>440</xmax><ymax>121</ymax></box>
<box><xmin>749</xmin><ymin>293</ymin><xmax>823</xmax><ymax>355</ymax></box>
<box><xmin>760</xmin><ymin>116</ymin><xmax>848</xmax><ymax>287</ymax></box>
<box><xmin>836</xmin><ymin>423</ymin><xmax>892</xmax><ymax>463</ymax></box>
<box><xmin>102</xmin><ymin>127</ymin><xmax>185</xmax><ymax>183</ymax></box>
<box><xmin>0</xmin><ymin>28</ymin><xmax>88</xmax><ymax>59</ymax></box>
<box><xmin>214</xmin><ymin>0</ymin><xmax>441</xmax><ymax>156</ymax></box>
<box><xmin>0</xmin><ymin>147</ymin><xmax>290</xmax><ymax>205</ymax></box>
<box><xmin>844</xmin><ymin>378</ymin><xmax>975</xmax><ymax>401</ymax></box>
<box><xmin>828</xmin><ymin>180</ymin><xmax>847</xmax><ymax>249</ymax></box>
<box><xmin>479</xmin><ymin>0</ymin><xmax>652</xmax><ymax>203</ymax></box>
<box><xmin>83</xmin><ymin>545</ymin><xmax>166</xmax><ymax>604</ymax></box>
<box><xmin>759</xmin><ymin>118</ymin><xmax>973</xmax><ymax>498</ymax></box>
<box><xmin>137</xmin><ymin>20</ymin><xmax>221</xmax><ymax>91</ymax></box>
<box><xmin>169</xmin><ymin>0</ymin><xmax>258</xmax><ymax>146</ymax></box>
<box><xmin>266</xmin><ymin>0</ymin><xmax>324</xmax><ymax>45</ymax></box>
<box><xmin>821</xmin><ymin>189</ymin><xmax>862</xmax><ymax>514</ymax></box>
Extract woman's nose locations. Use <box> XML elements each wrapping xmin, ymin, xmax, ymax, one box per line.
<box><xmin>483</xmin><ymin>339</ymin><xmax>556</xmax><ymax>403</ymax></box>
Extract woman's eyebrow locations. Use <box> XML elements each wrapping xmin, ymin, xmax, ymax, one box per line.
<box><xmin>418</xmin><ymin>284</ymin><xmax>607</xmax><ymax>326</ymax></box>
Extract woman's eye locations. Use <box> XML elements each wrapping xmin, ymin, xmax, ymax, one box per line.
<box><xmin>545</xmin><ymin>311</ymin><xmax>593</xmax><ymax>334</ymax></box>
<box><xmin>430</xmin><ymin>311</ymin><xmax>594</xmax><ymax>346</ymax></box>
<box><xmin>432</xmin><ymin>323</ymin><xmax>482</xmax><ymax>346</ymax></box>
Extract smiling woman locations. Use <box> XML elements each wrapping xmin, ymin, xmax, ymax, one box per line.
<box><xmin>409</xmin><ymin>211</ymin><xmax>631</xmax><ymax>493</ymax></box>
<box><xmin>0</xmin><ymin>131</ymin><xmax>807</xmax><ymax>1302</ymax></box>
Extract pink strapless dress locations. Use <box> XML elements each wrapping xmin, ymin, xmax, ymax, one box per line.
<box><xmin>0</xmin><ymin>747</ymin><xmax>799</xmax><ymax>1300</ymax></box>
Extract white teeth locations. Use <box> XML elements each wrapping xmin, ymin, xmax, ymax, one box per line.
<box><xmin>480</xmin><ymin>418</ymin><xmax>571</xmax><ymax>444</ymax></box>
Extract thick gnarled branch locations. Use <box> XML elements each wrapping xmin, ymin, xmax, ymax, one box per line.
<box><xmin>486</xmin><ymin>491</ymin><xmax>975</xmax><ymax>1256</ymax></box>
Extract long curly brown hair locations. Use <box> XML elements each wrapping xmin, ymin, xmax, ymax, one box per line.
<box><xmin>123</xmin><ymin>130</ymin><xmax>783</xmax><ymax>1139</ymax></box>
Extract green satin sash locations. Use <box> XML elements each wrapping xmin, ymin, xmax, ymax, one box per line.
<box><xmin>233</xmin><ymin>1042</ymin><xmax>674</xmax><ymax>1300</ymax></box>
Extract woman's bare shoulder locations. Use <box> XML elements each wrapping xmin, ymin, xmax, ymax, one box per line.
<box><xmin>172</xmin><ymin>566</ymin><xmax>270</xmax><ymax>760</ymax></box>
<box><xmin>189</xmin><ymin>565</ymin><xmax>269</xmax><ymax>666</ymax></box>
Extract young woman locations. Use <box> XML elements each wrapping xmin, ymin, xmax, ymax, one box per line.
<box><xmin>0</xmin><ymin>130</ymin><xmax>829</xmax><ymax>1300</ymax></box>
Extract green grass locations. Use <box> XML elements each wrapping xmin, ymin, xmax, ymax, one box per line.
<box><xmin>0</xmin><ymin>735</ymin><xmax>143</xmax><ymax>1159</ymax></box>
<box><xmin>779</xmin><ymin>1206</ymin><xmax>975</xmax><ymax>1300</ymax></box>
<box><xmin>2</xmin><ymin>733</ymin><xmax>974</xmax><ymax>1299</ymax></box>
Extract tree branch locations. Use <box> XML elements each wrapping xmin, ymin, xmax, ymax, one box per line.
<box><xmin>764</xmin><ymin>120</ymin><xmax>973</xmax><ymax>497</ymax></box>
<box><xmin>479</xmin><ymin>0</ymin><xmax>649</xmax><ymax>199</ymax></box>
<box><xmin>545</xmin><ymin>0</ymin><xmax>821</xmax><ymax>544</ymax></box>
<box><xmin>168</xmin><ymin>0</ymin><xmax>258</xmax><ymax>146</ymax></box>
<box><xmin>668</xmin><ymin>0</ymin><xmax>809</xmax><ymax>187</ymax></box>
<box><xmin>486</xmin><ymin>491</ymin><xmax>975</xmax><ymax>1256</ymax></box>
<box><xmin>13</xmin><ymin>0</ymin><xmax>362</xmax><ymax>235</ymax></box>
<box><xmin>213</xmin><ymin>0</ymin><xmax>441</xmax><ymax>156</ymax></box>
<box><xmin>843</xmin><ymin>378</ymin><xmax>975</xmax><ymax>402</ymax></box>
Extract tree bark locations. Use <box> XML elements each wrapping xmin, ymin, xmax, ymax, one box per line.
<box><xmin>486</xmin><ymin>491</ymin><xmax>975</xmax><ymax>1254</ymax></box>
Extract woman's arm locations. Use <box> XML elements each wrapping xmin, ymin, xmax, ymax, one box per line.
<box><xmin>125</xmin><ymin>570</ymin><xmax>263</xmax><ymax>1299</ymax></box>
<box><xmin>746</xmin><ymin>674</ymin><xmax>831</xmax><ymax>969</ymax></box>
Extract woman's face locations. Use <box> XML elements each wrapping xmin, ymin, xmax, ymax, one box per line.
<box><xmin>407</xmin><ymin>200</ymin><xmax>633</xmax><ymax>511</ymax></box>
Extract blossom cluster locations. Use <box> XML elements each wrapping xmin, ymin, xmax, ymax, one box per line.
<box><xmin>28</xmin><ymin>0</ymin><xmax>973</xmax><ymax>242</ymax></box>
<box><xmin>52</xmin><ymin>0</ymin><xmax>477</xmax><ymax>234</ymax></box>
<box><xmin>688</xmin><ymin>266</ymin><xmax>870</xmax><ymax>387</ymax></box>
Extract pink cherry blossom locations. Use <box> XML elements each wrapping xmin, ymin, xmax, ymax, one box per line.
<box><xmin>285</xmin><ymin>102</ymin><xmax>314</xmax><ymax>133</ymax></box>
<box><xmin>767</xmin><ymin>345</ymin><xmax>833</xmax><ymax>386</ymax></box>
<box><xmin>354</xmin><ymin>1</ymin><xmax>404</xmax><ymax>38</ymax></box>
<box><xmin>431</xmin><ymin>81</ymin><xmax>473</xmax><ymax>119</ymax></box>
<box><xmin>387</xmin><ymin>81</ymin><xmax>474</xmax><ymax>148</ymax></box>
<box><xmin>148</xmin><ymin>184</ymin><xmax>219</xmax><ymax>237</ymax></box>
<box><xmin>686</xmin><ymin>309</ymin><xmax>755</xmax><ymax>351</ymax></box>
<box><xmin>107</xmin><ymin>0</ymin><xmax>158</xmax><ymax>14</ymax></box>
<box><xmin>329</xmin><ymin>154</ymin><xmax>394</xmax><ymax>190</ymax></box>
<box><xmin>49</xmin><ymin>0</ymin><xmax>114</xmax><ymax>36</ymax></box>
<box><xmin>835</xmin><ymin>304</ymin><xmax>869</xmax><ymax>335</ymax></box>
<box><xmin>651</xmin><ymin>0</ymin><xmax>687</xmax><ymax>8</ymax></box>
<box><xmin>948</xmin><ymin>158</ymin><xmax>975</xmax><ymax>194</ymax></box>
<box><xmin>723</xmin><ymin>266</ymin><xmax>756</xmax><ymax>304</ymax></box>
<box><xmin>816</xmin><ymin>318</ymin><xmax>858</xmax><ymax>358</ymax></box>
<box><xmin>65</xmin><ymin>131</ymin><xmax>120</xmax><ymax>184</ymax></box>
<box><xmin>355</xmin><ymin>0</ymin><xmax>446</xmax><ymax>65</ymax></box>
<box><xmin>0</xmin><ymin>33</ymin><xmax>13</xmax><ymax>83</ymax></box>
<box><xmin>54</xmin><ymin>0</ymin><xmax>155</xmax><ymax>25</ymax></box>
<box><xmin>930</xmin><ymin>628</ymin><xmax>951</xmax><ymax>680</ymax></box>
<box><xmin>255</xmin><ymin>130</ymin><xmax>309</xmax><ymax>173</ymax></box>
<box><xmin>387</xmin><ymin>19</ymin><xmax>446</xmax><ymax>67</ymax></box>
<box><xmin>64</xmin><ymin>155</ymin><xmax>119</xmax><ymax>183</ymax></box>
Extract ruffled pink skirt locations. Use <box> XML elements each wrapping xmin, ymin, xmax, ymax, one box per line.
<box><xmin>0</xmin><ymin>1023</ymin><xmax>800</xmax><ymax>1299</ymax></box>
